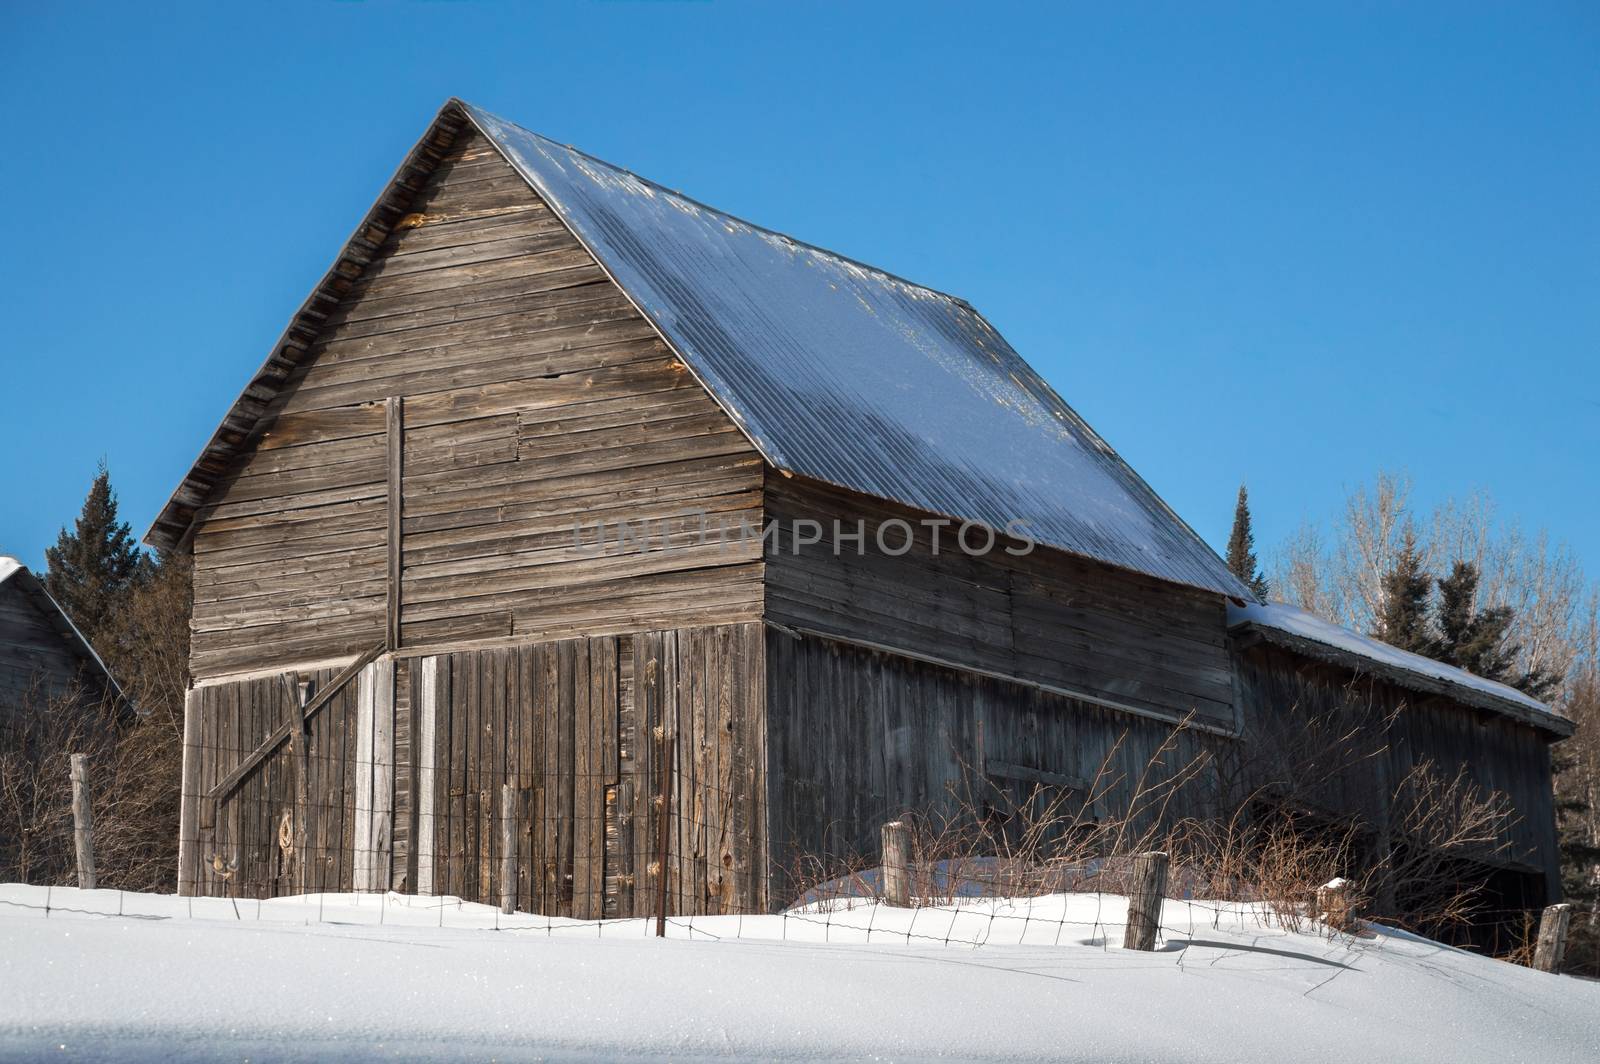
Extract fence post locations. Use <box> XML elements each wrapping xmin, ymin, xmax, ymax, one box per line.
<box><xmin>881</xmin><ymin>820</ymin><xmax>912</xmax><ymax>907</ymax></box>
<box><xmin>1316</xmin><ymin>877</ymin><xmax>1354</xmax><ymax>932</ymax></box>
<box><xmin>1533</xmin><ymin>903</ymin><xmax>1572</xmax><ymax>973</ymax></box>
<box><xmin>499</xmin><ymin>784</ymin><xmax>517</xmax><ymax>916</ymax></box>
<box><xmin>69</xmin><ymin>753</ymin><xmax>96</xmax><ymax>890</ymax></box>
<box><xmin>1122</xmin><ymin>850</ymin><xmax>1168</xmax><ymax>951</ymax></box>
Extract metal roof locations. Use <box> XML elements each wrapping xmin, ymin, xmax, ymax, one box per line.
<box><xmin>462</xmin><ymin>103</ymin><xmax>1249</xmax><ymax>598</ymax></box>
<box><xmin>1229</xmin><ymin>600</ymin><xmax>1570</xmax><ymax>736</ymax></box>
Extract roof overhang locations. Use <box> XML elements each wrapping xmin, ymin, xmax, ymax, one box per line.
<box><xmin>1230</xmin><ymin>618</ymin><xmax>1573</xmax><ymax>738</ymax></box>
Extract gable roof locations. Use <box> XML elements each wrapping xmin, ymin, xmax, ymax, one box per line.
<box><xmin>0</xmin><ymin>557</ymin><xmax>128</xmax><ymax>706</ymax></box>
<box><xmin>146</xmin><ymin>98</ymin><xmax>1249</xmax><ymax>600</ymax></box>
<box><xmin>1228</xmin><ymin>600</ymin><xmax>1570</xmax><ymax>736</ymax></box>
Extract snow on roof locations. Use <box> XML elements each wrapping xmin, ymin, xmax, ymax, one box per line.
<box><xmin>0</xmin><ymin>555</ymin><xmax>22</xmax><ymax>585</ymax></box>
<box><xmin>1228</xmin><ymin>600</ymin><xmax>1567</xmax><ymax>733</ymax></box>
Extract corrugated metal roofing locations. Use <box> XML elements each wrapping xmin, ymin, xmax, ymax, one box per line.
<box><xmin>463</xmin><ymin>103</ymin><xmax>1250</xmax><ymax>599</ymax></box>
<box><xmin>1229</xmin><ymin>600</ymin><xmax>1569</xmax><ymax>735</ymax></box>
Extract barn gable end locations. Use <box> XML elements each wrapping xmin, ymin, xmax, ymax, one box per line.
<box><xmin>188</xmin><ymin>126</ymin><xmax>764</xmax><ymax>681</ymax></box>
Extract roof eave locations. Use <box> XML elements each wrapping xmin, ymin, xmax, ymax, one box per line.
<box><xmin>142</xmin><ymin>99</ymin><xmax>474</xmax><ymax>554</ymax></box>
<box><xmin>1231</xmin><ymin>620</ymin><xmax>1572</xmax><ymax>738</ymax></box>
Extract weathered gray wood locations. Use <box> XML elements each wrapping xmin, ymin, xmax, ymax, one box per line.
<box><xmin>1316</xmin><ymin>878</ymin><xmax>1354</xmax><ymax>932</ymax></box>
<box><xmin>656</xmin><ymin>733</ymin><xmax>675</xmax><ymax>937</ymax></box>
<box><xmin>1123</xmin><ymin>851</ymin><xmax>1169</xmax><ymax>951</ymax></box>
<box><xmin>416</xmin><ymin>655</ymin><xmax>438</xmax><ymax>894</ymax></box>
<box><xmin>372</xmin><ymin>659</ymin><xmax>395</xmax><ymax>891</ymax></box>
<box><xmin>1533</xmin><ymin>903</ymin><xmax>1572</xmax><ymax>973</ymax></box>
<box><xmin>500</xmin><ymin>783</ymin><xmax>517</xmax><ymax>915</ymax></box>
<box><xmin>176</xmin><ymin>687</ymin><xmax>201</xmax><ymax>895</ymax></box>
<box><xmin>183</xmin><ymin>125</ymin><xmax>763</xmax><ymax>681</ymax></box>
<box><xmin>206</xmin><ymin>642</ymin><xmax>385</xmax><ymax>801</ymax></box>
<box><xmin>69</xmin><ymin>753</ymin><xmax>96</xmax><ymax>890</ymax></box>
<box><xmin>881</xmin><ymin>821</ymin><xmax>911</xmax><ymax>907</ymax></box>
<box><xmin>289</xmin><ymin>677</ymin><xmax>311</xmax><ymax>894</ymax></box>
<box><xmin>386</xmin><ymin>396</ymin><xmax>404</xmax><ymax>651</ymax></box>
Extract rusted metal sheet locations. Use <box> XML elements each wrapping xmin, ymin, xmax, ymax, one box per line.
<box><xmin>464</xmin><ymin>103</ymin><xmax>1248</xmax><ymax>598</ymax></box>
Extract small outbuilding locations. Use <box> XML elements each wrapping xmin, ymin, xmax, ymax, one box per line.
<box><xmin>0</xmin><ymin>557</ymin><xmax>123</xmax><ymax>727</ymax></box>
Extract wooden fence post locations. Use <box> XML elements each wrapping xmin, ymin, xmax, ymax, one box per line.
<box><xmin>1533</xmin><ymin>903</ymin><xmax>1572</xmax><ymax>973</ymax></box>
<box><xmin>1316</xmin><ymin>877</ymin><xmax>1354</xmax><ymax>932</ymax></box>
<box><xmin>500</xmin><ymin>784</ymin><xmax>517</xmax><ymax>916</ymax></box>
<box><xmin>881</xmin><ymin>821</ymin><xmax>912</xmax><ymax>907</ymax></box>
<box><xmin>1122</xmin><ymin>851</ymin><xmax>1168</xmax><ymax>951</ymax></box>
<box><xmin>69</xmin><ymin>753</ymin><xmax>96</xmax><ymax>890</ymax></box>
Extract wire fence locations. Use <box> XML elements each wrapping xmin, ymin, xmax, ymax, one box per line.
<box><xmin>0</xmin><ymin>868</ymin><xmax>1429</xmax><ymax>962</ymax></box>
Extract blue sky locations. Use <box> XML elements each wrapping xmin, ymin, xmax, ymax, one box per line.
<box><xmin>2</xmin><ymin>1</ymin><xmax>1596</xmax><ymax>580</ymax></box>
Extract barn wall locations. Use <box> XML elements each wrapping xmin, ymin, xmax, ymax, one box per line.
<box><xmin>0</xmin><ymin>579</ymin><xmax>106</xmax><ymax>726</ymax></box>
<box><xmin>763</xmin><ymin>626</ymin><xmax>1222</xmax><ymax>906</ymax></box>
<box><xmin>763</xmin><ymin>474</ymin><xmax>1236</xmax><ymax>729</ymax></box>
<box><xmin>188</xmin><ymin>125</ymin><xmax>763</xmax><ymax>681</ymax></box>
<box><xmin>180</xmin><ymin>622</ymin><xmax>768</xmax><ymax>917</ymax></box>
<box><xmin>1232</xmin><ymin>641</ymin><xmax>1560</xmax><ymax>899</ymax></box>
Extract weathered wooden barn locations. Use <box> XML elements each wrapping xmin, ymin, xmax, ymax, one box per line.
<box><xmin>150</xmin><ymin>99</ymin><xmax>1570</xmax><ymax>919</ymax></box>
<box><xmin>0</xmin><ymin>557</ymin><xmax>123</xmax><ymax>728</ymax></box>
<box><xmin>1229</xmin><ymin>602</ymin><xmax>1571</xmax><ymax>920</ymax></box>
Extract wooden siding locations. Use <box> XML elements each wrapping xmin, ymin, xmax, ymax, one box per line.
<box><xmin>1232</xmin><ymin>640</ymin><xmax>1560</xmax><ymax>897</ymax></box>
<box><xmin>763</xmin><ymin>474</ymin><xmax>1236</xmax><ymax>729</ymax></box>
<box><xmin>189</xmin><ymin>126</ymin><xmax>762</xmax><ymax>680</ymax></box>
<box><xmin>181</xmin><ymin>623</ymin><xmax>767</xmax><ymax>916</ymax></box>
<box><xmin>0</xmin><ymin>580</ymin><xmax>106</xmax><ymax>725</ymax></box>
<box><xmin>764</xmin><ymin>626</ymin><xmax>1221</xmax><ymax>906</ymax></box>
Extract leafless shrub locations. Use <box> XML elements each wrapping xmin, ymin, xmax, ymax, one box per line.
<box><xmin>0</xmin><ymin>676</ymin><xmax>118</xmax><ymax>884</ymax></box>
<box><xmin>784</xmin><ymin>701</ymin><xmax>1521</xmax><ymax>952</ymax></box>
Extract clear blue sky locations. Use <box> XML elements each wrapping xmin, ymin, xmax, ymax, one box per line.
<box><xmin>3</xmin><ymin>2</ymin><xmax>1596</xmax><ymax>579</ymax></box>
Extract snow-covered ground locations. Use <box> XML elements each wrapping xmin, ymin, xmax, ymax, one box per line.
<box><xmin>2</xmin><ymin>885</ymin><xmax>1596</xmax><ymax>1062</ymax></box>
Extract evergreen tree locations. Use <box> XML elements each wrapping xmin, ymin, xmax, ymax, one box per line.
<box><xmin>1431</xmin><ymin>560</ymin><xmax>1558</xmax><ymax>698</ymax></box>
<box><xmin>1225</xmin><ymin>485</ymin><xmax>1270</xmax><ymax>600</ymax></box>
<box><xmin>1373</xmin><ymin>526</ymin><xmax>1433</xmax><ymax>653</ymax></box>
<box><xmin>44</xmin><ymin>463</ymin><xmax>143</xmax><ymax>643</ymax></box>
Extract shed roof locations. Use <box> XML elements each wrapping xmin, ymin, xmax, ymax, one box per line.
<box><xmin>1228</xmin><ymin>600</ymin><xmax>1570</xmax><ymax>736</ymax></box>
<box><xmin>0</xmin><ymin>556</ymin><xmax>127</xmax><ymax>706</ymax></box>
<box><xmin>146</xmin><ymin>99</ymin><xmax>1249</xmax><ymax>600</ymax></box>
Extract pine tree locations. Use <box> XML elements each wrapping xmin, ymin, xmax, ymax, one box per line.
<box><xmin>1373</xmin><ymin>526</ymin><xmax>1433</xmax><ymax>653</ymax></box>
<box><xmin>1431</xmin><ymin>560</ymin><xmax>1558</xmax><ymax>698</ymax></box>
<box><xmin>1225</xmin><ymin>485</ymin><xmax>1270</xmax><ymax>600</ymax></box>
<box><xmin>44</xmin><ymin>463</ymin><xmax>143</xmax><ymax>643</ymax></box>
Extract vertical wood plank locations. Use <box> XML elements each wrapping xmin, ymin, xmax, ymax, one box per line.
<box><xmin>416</xmin><ymin>656</ymin><xmax>438</xmax><ymax>894</ymax></box>
<box><xmin>372</xmin><ymin>659</ymin><xmax>395</xmax><ymax>892</ymax></box>
<box><xmin>177</xmin><ymin>686</ymin><xmax>201</xmax><ymax>896</ymax></box>
<box><xmin>353</xmin><ymin>662</ymin><xmax>376</xmax><ymax>891</ymax></box>
<box><xmin>386</xmin><ymin>395</ymin><xmax>403</xmax><ymax>651</ymax></box>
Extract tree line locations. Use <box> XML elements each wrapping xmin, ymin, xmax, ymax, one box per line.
<box><xmin>0</xmin><ymin>465</ymin><xmax>190</xmax><ymax>890</ymax></box>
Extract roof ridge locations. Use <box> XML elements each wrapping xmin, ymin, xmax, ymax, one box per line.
<box><xmin>456</xmin><ymin>101</ymin><xmax>979</xmax><ymax>312</ymax></box>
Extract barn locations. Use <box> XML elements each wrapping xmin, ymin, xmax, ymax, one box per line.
<box><xmin>150</xmin><ymin>99</ymin><xmax>1569</xmax><ymax>920</ymax></box>
<box><xmin>0</xmin><ymin>557</ymin><xmax>123</xmax><ymax>727</ymax></box>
